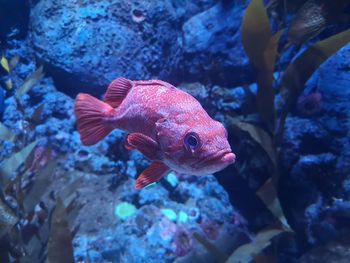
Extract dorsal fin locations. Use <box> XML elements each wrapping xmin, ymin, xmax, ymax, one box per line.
<box><xmin>104</xmin><ymin>78</ymin><xmax>133</xmax><ymax>108</ymax></box>
<box><xmin>134</xmin><ymin>80</ymin><xmax>175</xmax><ymax>89</ymax></box>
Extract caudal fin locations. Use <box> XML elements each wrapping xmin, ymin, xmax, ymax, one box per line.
<box><xmin>75</xmin><ymin>93</ymin><xmax>114</xmax><ymax>146</ymax></box>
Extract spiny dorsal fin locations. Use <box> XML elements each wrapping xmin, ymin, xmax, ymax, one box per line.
<box><xmin>104</xmin><ymin>77</ymin><xmax>133</xmax><ymax>108</ymax></box>
<box><xmin>134</xmin><ymin>79</ymin><xmax>176</xmax><ymax>89</ymax></box>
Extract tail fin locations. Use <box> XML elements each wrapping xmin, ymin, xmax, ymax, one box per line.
<box><xmin>75</xmin><ymin>93</ymin><xmax>114</xmax><ymax>146</ymax></box>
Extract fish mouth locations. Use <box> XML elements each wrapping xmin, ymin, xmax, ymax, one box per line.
<box><xmin>221</xmin><ymin>152</ymin><xmax>236</xmax><ymax>164</ymax></box>
<box><xmin>195</xmin><ymin>149</ymin><xmax>236</xmax><ymax>168</ymax></box>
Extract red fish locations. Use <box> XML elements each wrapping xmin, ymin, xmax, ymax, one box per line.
<box><xmin>75</xmin><ymin>78</ymin><xmax>235</xmax><ymax>189</ymax></box>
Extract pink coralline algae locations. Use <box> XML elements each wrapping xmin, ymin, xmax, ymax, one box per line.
<box><xmin>132</xmin><ymin>9</ymin><xmax>146</xmax><ymax>23</ymax></box>
<box><xmin>200</xmin><ymin>220</ymin><xmax>220</xmax><ymax>240</ymax></box>
<box><xmin>159</xmin><ymin>218</ymin><xmax>177</xmax><ymax>242</ymax></box>
<box><xmin>296</xmin><ymin>92</ymin><xmax>322</xmax><ymax>116</ymax></box>
<box><xmin>174</xmin><ymin>226</ymin><xmax>192</xmax><ymax>257</ymax></box>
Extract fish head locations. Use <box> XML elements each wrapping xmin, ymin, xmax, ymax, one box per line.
<box><xmin>156</xmin><ymin>116</ymin><xmax>235</xmax><ymax>175</ymax></box>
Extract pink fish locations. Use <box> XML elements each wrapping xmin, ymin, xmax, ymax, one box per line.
<box><xmin>75</xmin><ymin>78</ymin><xmax>235</xmax><ymax>189</ymax></box>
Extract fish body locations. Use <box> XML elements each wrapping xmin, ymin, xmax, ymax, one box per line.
<box><xmin>75</xmin><ymin>78</ymin><xmax>235</xmax><ymax>189</ymax></box>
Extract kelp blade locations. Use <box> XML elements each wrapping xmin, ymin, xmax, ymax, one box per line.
<box><xmin>0</xmin><ymin>122</ymin><xmax>15</xmax><ymax>142</ymax></box>
<box><xmin>242</xmin><ymin>0</ymin><xmax>283</xmax><ymax>130</ymax></box>
<box><xmin>16</xmin><ymin>66</ymin><xmax>44</xmax><ymax>99</ymax></box>
<box><xmin>0</xmin><ymin>57</ymin><xmax>10</xmax><ymax>73</ymax></box>
<box><xmin>256</xmin><ymin>30</ymin><xmax>284</xmax><ymax>131</ymax></box>
<box><xmin>47</xmin><ymin>198</ymin><xmax>74</xmax><ymax>263</ymax></box>
<box><xmin>23</xmin><ymin>159</ymin><xmax>57</xmax><ymax>213</ymax></box>
<box><xmin>193</xmin><ymin>232</ymin><xmax>228</xmax><ymax>263</ymax></box>
<box><xmin>0</xmin><ymin>199</ymin><xmax>18</xmax><ymax>238</ymax></box>
<box><xmin>256</xmin><ymin>178</ymin><xmax>290</xmax><ymax>229</ymax></box>
<box><xmin>226</xmin><ymin>228</ymin><xmax>284</xmax><ymax>263</ymax></box>
<box><xmin>228</xmin><ymin>118</ymin><xmax>277</xmax><ymax>169</ymax></box>
<box><xmin>241</xmin><ymin>0</ymin><xmax>272</xmax><ymax>70</ymax></box>
<box><xmin>284</xmin><ymin>29</ymin><xmax>350</xmax><ymax>91</ymax></box>
<box><xmin>0</xmin><ymin>141</ymin><xmax>37</xmax><ymax>188</ymax></box>
<box><xmin>276</xmin><ymin>29</ymin><xmax>350</xmax><ymax>142</ymax></box>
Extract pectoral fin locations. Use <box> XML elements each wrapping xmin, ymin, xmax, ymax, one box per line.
<box><xmin>126</xmin><ymin>133</ymin><xmax>160</xmax><ymax>160</ymax></box>
<box><xmin>135</xmin><ymin>162</ymin><xmax>170</xmax><ymax>189</ymax></box>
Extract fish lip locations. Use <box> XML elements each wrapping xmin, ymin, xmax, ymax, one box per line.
<box><xmin>221</xmin><ymin>152</ymin><xmax>236</xmax><ymax>164</ymax></box>
<box><xmin>195</xmin><ymin>149</ymin><xmax>235</xmax><ymax>168</ymax></box>
<box><xmin>211</xmin><ymin>149</ymin><xmax>236</xmax><ymax>164</ymax></box>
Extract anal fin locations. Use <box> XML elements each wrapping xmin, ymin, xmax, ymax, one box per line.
<box><xmin>135</xmin><ymin>162</ymin><xmax>170</xmax><ymax>189</ymax></box>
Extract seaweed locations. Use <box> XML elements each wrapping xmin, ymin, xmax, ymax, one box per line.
<box><xmin>256</xmin><ymin>178</ymin><xmax>288</xmax><ymax>228</ymax></box>
<box><xmin>1</xmin><ymin>55</ymin><xmax>20</xmax><ymax>90</ymax></box>
<box><xmin>0</xmin><ymin>122</ymin><xmax>15</xmax><ymax>142</ymax></box>
<box><xmin>47</xmin><ymin>198</ymin><xmax>75</xmax><ymax>263</ymax></box>
<box><xmin>23</xmin><ymin>159</ymin><xmax>57</xmax><ymax>213</ymax></box>
<box><xmin>226</xmin><ymin>228</ymin><xmax>286</xmax><ymax>263</ymax></box>
<box><xmin>276</xmin><ymin>28</ymin><xmax>350</xmax><ymax>143</ymax></box>
<box><xmin>0</xmin><ymin>70</ymin><xmax>79</xmax><ymax>261</ymax></box>
<box><xmin>193</xmin><ymin>232</ymin><xmax>228</xmax><ymax>263</ymax></box>
<box><xmin>226</xmin><ymin>0</ymin><xmax>350</xmax><ymax>260</ymax></box>
<box><xmin>241</xmin><ymin>0</ymin><xmax>283</xmax><ymax>132</ymax></box>
<box><xmin>0</xmin><ymin>141</ymin><xmax>37</xmax><ymax>188</ymax></box>
<box><xmin>0</xmin><ymin>57</ymin><xmax>10</xmax><ymax>73</ymax></box>
<box><xmin>0</xmin><ymin>151</ymin><xmax>80</xmax><ymax>262</ymax></box>
<box><xmin>228</xmin><ymin>118</ymin><xmax>277</xmax><ymax>169</ymax></box>
<box><xmin>194</xmin><ymin>224</ymin><xmax>291</xmax><ymax>263</ymax></box>
<box><xmin>0</xmin><ymin>199</ymin><xmax>18</xmax><ymax>238</ymax></box>
<box><xmin>16</xmin><ymin>66</ymin><xmax>44</xmax><ymax>99</ymax></box>
<box><xmin>240</xmin><ymin>0</ymin><xmax>350</xmax><ymax>149</ymax></box>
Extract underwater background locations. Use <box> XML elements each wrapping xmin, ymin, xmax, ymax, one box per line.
<box><xmin>0</xmin><ymin>0</ymin><xmax>349</xmax><ymax>262</ymax></box>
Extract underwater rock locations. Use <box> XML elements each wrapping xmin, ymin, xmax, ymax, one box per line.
<box><xmin>179</xmin><ymin>82</ymin><xmax>252</xmax><ymax>119</ymax></box>
<box><xmin>291</xmin><ymin>153</ymin><xmax>337</xmax><ymax>183</ymax></box>
<box><xmin>0</xmin><ymin>87</ymin><xmax>4</xmax><ymax>116</ymax></box>
<box><xmin>170</xmin><ymin>0</ymin><xmax>217</xmax><ymax>22</ymax></box>
<box><xmin>72</xmin><ymin>174</ymin><xmax>244</xmax><ymax>262</ymax></box>
<box><xmin>300</xmin><ymin>236</ymin><xmax>350</xmax><ymax>263</ymax></box>
<box><xmin>1</xmin><ymin>38</ymin><xmax>38</xmax><ymax>96</ymax></box>
<box><xmin>30</xmin><ymin>0</ymin><xmax>183</xmax><ymax>96</ymax></box>
<box><xmin>179</xmin><ymin>82</ymin><xmax>209</xmax><ymax>103</ymax></box>
<box><xmin>281</xmin><ymin>117</ymin><xmax>331</xmax><ymax>169</ymax></box>
<box><xmin>279</xmin><ymin>44</ymin><xmax>350</xmax><ymax>248</ymax></box>
<box><xmin>182</xmin><ymin>2</ymin><xmax>252</xmax><ymax>86</ymax></box>
<box><xmin>1</xmin><ymin>76</ymin><xmax>127</xmax><ymax>175</ymax></box>
<box><xmin>138</xmin><ymin>185</ymin><xmax>170</xmax><ymax>206</ymax></box>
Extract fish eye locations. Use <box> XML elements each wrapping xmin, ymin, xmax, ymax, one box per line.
<box><xmin>184</xmin><ymin>132</ymin><xmax>200</xmax><ymax>150</ymax></box>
